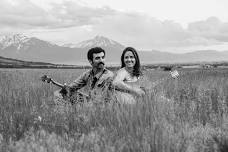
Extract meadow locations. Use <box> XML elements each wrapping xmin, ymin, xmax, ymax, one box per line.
<box><xmin>1</xmin><ymin>67</ymin><xmax>228</xmax><ymax>152</ymax></box>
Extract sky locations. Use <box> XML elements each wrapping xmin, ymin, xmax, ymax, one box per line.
<box><xmin>0</xmin><ymin>0</ymin><xmax>228</xmax><ymax>53</ymax></box>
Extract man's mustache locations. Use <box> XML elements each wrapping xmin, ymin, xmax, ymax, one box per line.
<box><xmin>98</xmin><ymin>62</ymin><xmax>104</xmax><ymax>66</ymax></box>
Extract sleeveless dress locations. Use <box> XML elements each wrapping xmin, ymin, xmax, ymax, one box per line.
<box><xmin>113</xmin><ymin>68</ymin><xmax>142</xmax><ymax>104</ymax></box>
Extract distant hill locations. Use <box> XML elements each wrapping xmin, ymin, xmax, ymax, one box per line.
<box><xmin>138</xmin><ymin>50</ymin><xmax>228</xmax><ymax>64</ymax></box>
<box><xmin>0</xmin><ymin>34</ymin><xmax>228</xmax><ymax>65</ymax></box>
<box><xmin>0</xmin><ymin>55</ymin><xmax>86</xmax><ymax>68</ymax></box>
<box><xmin>0</xmin><ymin>55</ymin><xmax>55</xmax><ymax>68</ymax></box>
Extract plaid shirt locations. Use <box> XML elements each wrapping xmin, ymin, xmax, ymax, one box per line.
<box><xmin>69</xmin><ymin>68</ymin><xmax>114</xmax><ymax>102</ymax></box>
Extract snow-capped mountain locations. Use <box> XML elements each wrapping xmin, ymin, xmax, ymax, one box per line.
<box><xmin>0</xmin><ymin>34</ymin><xmax>86</xmax><ymax>63</ymax></box>
<box><xmin>0</xmin><ymin>34</ymin><xmax>31</xmax><ymax>50</ymax></box>
<box><xmin>1</xmin><ymin>34</ymin><xmax>228</xmax><ymax>65</ymax></box>
<box><xmin>0</xmin><ymin>34</ymin><xmax>57</xmax><ymax>51</ymax></box>
<box><xmin>0</xmin><ymin>34</ymin><xmax>126</xmax><ymax>64</ymax></box>
<box><xmin>63</xmin><ymin>35</ymin><xmax>125</xmax><ymax>50</ymax></box>
<box><xmin>61</xmin><ymin>35</ymin><xmax>126</xmax><ymax>64</ymax></box>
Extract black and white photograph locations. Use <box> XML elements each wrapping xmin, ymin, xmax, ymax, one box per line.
<box><xmin>0</xmin><ymin>0</ymin><xmax>228</xmax><ymax>151</ymax></box>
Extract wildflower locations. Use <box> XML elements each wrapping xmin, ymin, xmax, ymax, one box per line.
<box><xmin>170</xmin><ymin>70</ymin><xmax>179</xmax><ymax>79</ymax></box>
<box><xmin>38</xmin><ymin>116</ymin><xmax>42</xmax><ymax>121</ymax></box>
<box><xmin>34</xmin><ymin>116</ymin><xmax>42</xmax><ymax>122</ymax></box>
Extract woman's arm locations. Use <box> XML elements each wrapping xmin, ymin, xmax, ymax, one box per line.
<box><xmin>112</xmin><ymin>69</ymin><xmax>145</xmax><ymax>96</ymax></box>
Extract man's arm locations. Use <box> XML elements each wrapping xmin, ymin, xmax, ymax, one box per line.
<box><xmin>60</xmin><ymin>71</ymin><xmax>89</xmax><ymax>97</ymax></box>
<box><xmin>101</xmin><ymin>76</ymin><xmax>114</xmax><ymax>102</ymax></box>
<box><xmin>68</xmin><ymin>71</ymin><xmax>89</xmax><ymax>91</ymax></box>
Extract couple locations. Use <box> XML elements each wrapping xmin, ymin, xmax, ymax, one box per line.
<box><xmin>60</xmin><ymin>46</ymin><xmax>145</xmax><ymax>104</ymax></box>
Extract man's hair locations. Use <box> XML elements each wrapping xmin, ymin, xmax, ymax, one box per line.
<box><xmin>87</xmin><ymin>47</ymin><xmax>106</xmax><ymax>61</ymax></box>
<box><xmin>121</xmin><ymin>47</ymin><xmax>141</xmax><ymax>77</ymax></box>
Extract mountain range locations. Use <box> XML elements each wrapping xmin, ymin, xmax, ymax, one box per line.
<box><xmin>0</xmin><ymin>34</ymin><xmax>228</xmax><ymax>65</ymax></box>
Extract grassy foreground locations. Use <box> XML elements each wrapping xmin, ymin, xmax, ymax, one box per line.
<box><xmin>1</xmin><ymin>68</ymin><xmax>228</xmax><ymax>152</ymax></box>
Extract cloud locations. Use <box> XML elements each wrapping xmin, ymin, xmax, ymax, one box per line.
<box><xmin>92</xmin><ymin>14</ymin><xmax>228</xmax><ymax>48</ymax></box>
<box><xmin>53</xmin><ymin>1</ymin><xmax>114</xmax><ymax>20</ymax></box>
<box><xmin>47</xmin><ymin>1</ymin><xmax>116</xmax><ymax>28</ymax></box>
<box><xmin>188</xmin><ymin>17</ymin><xmax>228</xmax><ymax>42</ymax></box>
<box><xmin>0</xmin><ymin>0</ymin><xmax>52</xmax><ymax>28</ymax></box>
<box><xmin>0</xmin><ymin>0</ymin><xmax>228</xmax><ymax>50</ymax></box>
<box><xmin>0</xmin><ymin>0</ymin><xmax>115</xmax><ymax>29</ymax></box>
<box><xmin>91</xmin><ymin>12</ymin><xmax>192</xmax><ymax>48</ymax></box>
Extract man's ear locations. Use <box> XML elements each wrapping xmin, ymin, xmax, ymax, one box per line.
<box><xmin>89</xmin><ymin>59</ymin><xmax>93</xmax><ymax>65</ymax></box>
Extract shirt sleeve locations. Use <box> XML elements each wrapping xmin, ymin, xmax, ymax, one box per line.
<box><xmin>68</xmin><ymin>70</ymin><xmax>90</xmax><ymax>91</ymax></box>
<box><xmin>97</xmin><ymin>70</ymin><xmax>114</xmax><ymax>88</ymax></box>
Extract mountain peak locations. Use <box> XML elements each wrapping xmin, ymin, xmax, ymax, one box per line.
<box><xmin>94</xmin><ymin>35</ymin><xmax>108</xmax><ymax>40</ymax></box>
<box><xmin>71</xmin><ymin>35</ymin><xmax>125</xmax><ymax>49</ymax></box>
<box><xmin>0</xmin><ymin>34</ymin><xmax>29</xmax><ymax>41</ymax></box>
<box><xmin>0</xmin><ymin>34</ymin><xmax>57</xmax><ymax>51</ymax></box>
<box><xmin>0</xmin><ymin>34</ymin><xmax>30</xmax><ymax>50</ymax></box>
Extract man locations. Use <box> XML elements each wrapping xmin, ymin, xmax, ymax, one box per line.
<box><xmin>60</xmin><ymin>47</ymin><xmax>114</xmax><ymax>103</ymax></box>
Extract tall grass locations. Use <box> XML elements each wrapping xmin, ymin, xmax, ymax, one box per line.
<box><xmin>1</xmin><ymin>68</ymin><xmax>228</xmax><ymax>152</ymax></box>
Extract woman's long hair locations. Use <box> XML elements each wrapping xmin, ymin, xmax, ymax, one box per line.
<box><xmin>121</xmin><ymin>47</ymin><xmax>141</xmax><ymax>77</ymax></box>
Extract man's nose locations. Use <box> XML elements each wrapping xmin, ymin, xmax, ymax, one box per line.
<box><xmin>100</xmin><ymin>57</ymin><xmax>105</xmax><ymax>62</ymax></box>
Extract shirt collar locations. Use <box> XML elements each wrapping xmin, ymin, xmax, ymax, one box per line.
<box><xmin>91</xmin><ymin>68</ymin><xmax>107</xmax><ymax>79</ymax></box>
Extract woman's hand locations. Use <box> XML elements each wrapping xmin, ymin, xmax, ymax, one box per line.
<box><xmin>133</xmin><ymin>86</ymin><xmax>145</xmax><ymax>97</ymax></box>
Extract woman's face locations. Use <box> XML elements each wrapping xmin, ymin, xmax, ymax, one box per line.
<box><xmin>123</xmin><ymin>51</ymin><xmax>136</xmax><ymax>68</ymax></box>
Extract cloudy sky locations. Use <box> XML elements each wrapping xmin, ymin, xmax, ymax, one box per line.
<box><xmin>0</xmin><ymin>0</ymin><xmax>228</xmax><ymax>53</ymax></box>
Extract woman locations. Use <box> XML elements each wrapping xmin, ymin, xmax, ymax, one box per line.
<box><xmin>112</xmin><ymin>47</ymin><xmax>145</xmax><ymax>104</ymax></box>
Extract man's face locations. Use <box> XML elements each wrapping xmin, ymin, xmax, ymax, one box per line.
<box><xmin>90</xmin><ymin>52</ymin><xmax>105</xmax><ymax>69</ymax></box>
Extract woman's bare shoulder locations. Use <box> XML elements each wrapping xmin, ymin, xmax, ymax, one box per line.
<box><xmin>116</xmin><ymin>67</ymin><xmax>127</xmax><ymax>75</ymax></box>
<box><xmin>113</xmin><ymin>68</ymin><xmax>128</xmax><ymax>82</ymax></box>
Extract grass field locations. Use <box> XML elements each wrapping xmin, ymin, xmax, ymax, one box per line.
<box><xmin>1</xmin><ymin>68</ymin><xmax>228</xmax><ymax>152</ymax></box>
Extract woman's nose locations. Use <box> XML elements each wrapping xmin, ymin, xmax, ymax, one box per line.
<box><xmin>126</xmin><ymin>58</ymin><xmax>131</xmax><ymax>61</ymax></box>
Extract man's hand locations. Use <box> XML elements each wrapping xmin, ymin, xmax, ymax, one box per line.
<box><xmin>59</xmin><ymin>83</ymin><xmax>69</xmax><ymax>97</ymax></box>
